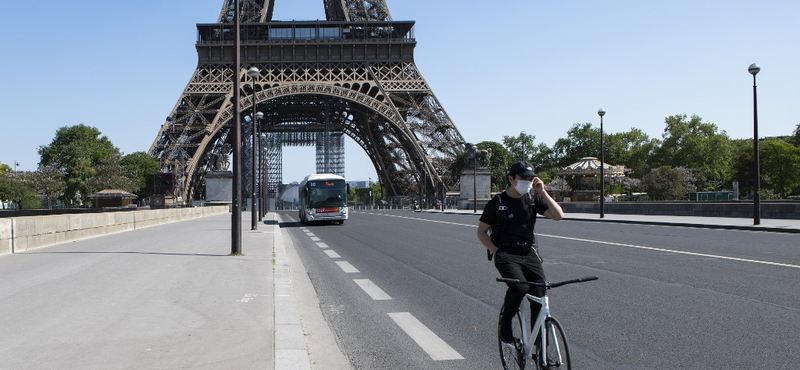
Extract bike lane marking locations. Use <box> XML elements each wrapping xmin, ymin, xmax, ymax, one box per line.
<box><xmin>353</xmin><ymin>279</ymin><xmax>392</xmax><ymax>300</ymax></box>
<box><xmin>388</xmin><ymin>312</ymin><xmax>464</xmax><ymax>361</ymax></box>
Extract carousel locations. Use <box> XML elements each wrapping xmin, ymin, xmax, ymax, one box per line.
<box><xmin>555</xmin><ymin>157</ymin><xmax>625</xmax><ymax>201</ymax></box>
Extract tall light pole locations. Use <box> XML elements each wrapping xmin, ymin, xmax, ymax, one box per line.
<box><xmin>520</xmin><ymin>131</ymin><xmax>527</xmax><ymax>160</ymax></box>
<box><xmin>248</xmin><ymin>67</ymin><xmax>260</xmax><ymax>230</ymax></box>
<box><xmin>231</xmin><ymin>0</ymin><xmax>242</xmax><ymax>255</ymax></box>
<box><xmin>598</xmin><ymin>108</ymin><xmax>606</xmax><ymax>219</ymax></box>
<box><xmin>256</xmin><ymin>112</ymin><xmax>264</xmax><ymax>221</ymax></box>
<box><xmin>419</xmin><ymin>161</ymin><xmax>426</xmax><ymax>210</ymax></box>
<box><xmin>749</xmin><ymin>63</ymin><xmax>761</xmax><ymax>225</ymax></box>
<box><xmin>473</xmin><ymin>152</ymin><xmax>477</xmax><ymax>213</ymax></box>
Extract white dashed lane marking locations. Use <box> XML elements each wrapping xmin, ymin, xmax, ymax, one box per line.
<box><xmin>353</xmin><ymin>279</ymin><xmax>392</xmax><ymax>300</ymax></box>
<box><xmin>388</xmin><ymin>312</ymin><xmax>464</xmax><ymax>361</ymax></box>
<box><xmin>324</xmin><ymin>250</ymin><xmax>341</xmax><ymax>258</ymax></box>
<box><xmin>335</xmin><ymin>261</ymin><xmax>360</xmax><ymax>273</ymax></box>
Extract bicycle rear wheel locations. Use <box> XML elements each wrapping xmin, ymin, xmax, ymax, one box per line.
<box><xmin>536</xmin><ymin>317</ymin><xmax>570</xmax><ymax>370</ymax></box>
<box><xmin>498</xmin><ymin>311</ymin><xmax>526</xmax><ymax>370</ymax></box>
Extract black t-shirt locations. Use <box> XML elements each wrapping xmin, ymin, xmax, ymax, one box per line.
<box><xmin>479</xmin><ymin>191</ymin><xmax>549</xmax><ymax>245</ymax></box>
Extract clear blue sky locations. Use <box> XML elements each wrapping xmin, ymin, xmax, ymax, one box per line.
<box><xmin>2</xmin><ymin>0</ymin><xmax>798</xmax><ymax>184</ymax></box>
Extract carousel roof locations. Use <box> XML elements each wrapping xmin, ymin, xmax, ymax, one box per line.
<box><xmin>556</xmin><ymin>157</ymin><xmax>625</xmax><ymax>176</ymax></box>
<box><xmin>88</xmin><ymin>189</ymin><xmax>137</xmax><ymax>199</ymax></box>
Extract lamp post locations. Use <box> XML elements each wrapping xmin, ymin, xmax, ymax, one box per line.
<box><xmin>256</xmin><ymin>112</ymin><xmax>264</xmax><ymax>221</ymax></box>
<box><xmin>597</xmin><ymin>108</ymin><xmax>606</xmax><ymax>219</ymax></box>
<box><xmin>419</xmin><ymin>162</ymin><xmax>426</xmax><ymax>210</ymax></box>
<box><xmin>520</xmin><ymin>131</ymin><xmax>527</xmax><ymax>160</ymax></box>
<box><xmin>231</xmin><ymin>0</ymin><xmax>242</xmax><ymax>255</ymax></box>
<box><xmin>473</xmin><ymin>151</ymin><xmax>477</xmax><ymax>213</ymax></box>
<box><xmin>248</xmin><ymin>67</ymin><xmax>260</xmax><ymax>230</ymax></box>
<box><xmin>749</xmin><ymin>63</ymin><xmax>761</xmax><ymax>225</ymax></box>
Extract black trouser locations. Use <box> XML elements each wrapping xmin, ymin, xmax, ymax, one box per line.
<box><xmin>494</xmin><ymin>247</ymin><xmax>545</xmax><ymax>327</ymax></box>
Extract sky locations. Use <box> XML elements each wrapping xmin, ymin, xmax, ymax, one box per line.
<box><xmin>2</xmin><ymin>0</ymin><xmax>798</xmax><ymax>184</ymax></box>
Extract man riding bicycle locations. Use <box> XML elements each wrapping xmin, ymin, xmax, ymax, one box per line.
<box><xmin>477</xmin><ymin>161</ymin><xmax>564</xmax><ymax>343</ymax></box>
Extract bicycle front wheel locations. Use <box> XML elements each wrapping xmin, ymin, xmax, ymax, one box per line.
<box><xmin>499</xmin><ymin>311</ymin><xmax>526</xmax><ymax>370</ymax></box>
<box><xmin>538</xmin><ymin>317</ymin><xmax>570</xmax><ymax>370</ymax></box>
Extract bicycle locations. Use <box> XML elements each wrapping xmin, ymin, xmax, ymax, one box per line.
<box><xmin>496</xmin><ymin>276</ymin><xmax>598</xmax><ymax>370</ymax></box>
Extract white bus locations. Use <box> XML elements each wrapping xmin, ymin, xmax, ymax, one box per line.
<box><xmin>298</xmin><ymin>174</ymin><xmax>349</xmax><ymax>224</ymax></box>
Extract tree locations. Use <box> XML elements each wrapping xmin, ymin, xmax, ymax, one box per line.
<box><xmin>121</xmin><ymin>151</ymin><xmax>160</xmax><ymax>199</ymax></box>
<box><xmin>552</xmin><ymin>123</ymin><xmax>601</xmax><ymax>167</ymax></box>
<box><xmin>654</xmin><ymin>115</ymin><xmax>732</xmax><ymax>190</ymax></box>
<box><xmin>609</xmin><ymin>128</ymin><xmax>660</xmax><ymax>179</ymax></box>
<box><xmin>759</xmin><ymin>138</ymin><xmax>800</xmax><ymax>198</ymax></box>
<box><xmin>0</xmin><ymin>172</ymin><xmax>37</xmax><ymax>210</ymax></box>
<box><xmin>85</xmin><ymin>155</ymin><xmax>140</xmax><ymax>196</ymax></box>
<box><xmin>0</xmin><ymin>161</ymin><xmax>11</xmax><ymax>175</ymax></box>
<box><xmin>642</xmin><ymin>166</ymin><xmax>697</xmax><ymax>200</ymax></box>
<box><xmin>27</xmin><ymin>165</ymin><xmax>66</xmax><ymax>209</ymax></box>
<box><xmin>529</xmin><ymin>142</ymin><xmax>557</xmax><ymax>180</ymax></box>
<box><xmin>502</xmin><ymin>132</ymin><xmax>537</xmax><ymax>162</ymax></box>
<box><xmin>790</xmin><ymin>123</ymin><xmax>800</xmax><ymax>147</ymax></box>
<box><xmin>478</xmin><ymin>141</ymin><xmax>512</xmax><ymax>191</ymax></box>
<box><xmin>38</xmin><ymin>124</ymin><xmax>121</xmax><ymax>205</ymax></box>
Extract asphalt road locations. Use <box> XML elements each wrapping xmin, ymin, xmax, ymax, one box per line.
<box><xmin>281</xmin><ymin>209</ymin><xmax>800</xmax><ymax>370</ymax></box>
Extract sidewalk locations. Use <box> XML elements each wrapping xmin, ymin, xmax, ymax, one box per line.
<box><xmin>421</xmin><ymin>208</ymin><xmax>800</xmax><ymax>233</ymax></box>
<box><xmin>0</xmin><ymin>211</ymin><xmax>350</xmax><ymax>370</ymax></box>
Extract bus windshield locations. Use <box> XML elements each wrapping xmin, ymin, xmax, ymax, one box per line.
<box><xmin>306</xmin><ymin>179</ymin><xmax>347</xmax><ymax>208</ymax></box>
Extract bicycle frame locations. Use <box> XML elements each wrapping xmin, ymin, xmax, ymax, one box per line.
<box><xmin>497</xmin><ymin>276</ymin><xmax>597</xmax><ymax>368</ymax></box>
<box><xmin>514</xmin><ymin>293</ymin><xmax>563</xmax><ymax>365</ymax></box>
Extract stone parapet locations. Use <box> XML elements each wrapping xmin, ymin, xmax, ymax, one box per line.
<box><xmin>1</xmin><ymin>206</ymin><xmax>229</xmax><ymax>254</ymax></box>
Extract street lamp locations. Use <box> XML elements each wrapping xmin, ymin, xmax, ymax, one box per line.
<box><xmin>418</xmin><ymin>161</ymin><xmax>426</xmax><ymax>210</ymax></box>
<box><xmin>473</xmin><ymin>151</ymin><xmax>477</xmax><ymax>213</ymax></box>
<box><xmin>749</xmin><ymin>63</ymin><xmax>761</xmax><ymax>225</ymax></box>
<box><xmin>248</xmin><ymin>67</ymin><xmax>260</xmax><ymax>230</ymax></box>
<box><xmin>231</xmin><ymin>0</ymin><xmax>242</xmax><ymax>255</ymax></box>
<box><xmin>521</xmin><ymin>131</ymin><xmax>527</xmax><ymax>160</ymax></box>
<box><xmin>597</xmin><ymin>108</ymin><xmax>606</xmax><ymax>219</ymax></box>
<box><xmin>256</xmin><ymin>112</ymin><xmax>264</xmax><ymax>221</ymax></box>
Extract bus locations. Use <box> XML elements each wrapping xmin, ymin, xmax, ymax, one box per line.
<box><xmin>298</xmin><ymin>174</ymin><xmax>349</xmax><ymax>224</ymax></box>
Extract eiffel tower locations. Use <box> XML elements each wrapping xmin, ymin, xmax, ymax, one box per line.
<box><xmin>149</xmin><ymin>0</ymin><xmax>466</xmax><ymax>202</ymax></box>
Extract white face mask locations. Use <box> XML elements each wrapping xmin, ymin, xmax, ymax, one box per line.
<box><xmin>514</xmin><ymin>180</ymin><xmax>532</xmax><ymax>195</ymax></box>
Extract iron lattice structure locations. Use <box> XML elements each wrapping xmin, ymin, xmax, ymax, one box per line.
<box><xmin>150</xmin><ymin>0</ymin><xmax>465</xmax><ymax>202</ymax></box>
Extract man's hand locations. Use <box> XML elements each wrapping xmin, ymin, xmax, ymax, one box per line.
<box><xmin>532</xmin><ymin>177</ymin><xmax>546</xmax><ymax>194</ymax></box>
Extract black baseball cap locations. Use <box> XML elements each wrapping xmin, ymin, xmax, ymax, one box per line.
<box><xmin>507</xmin><ymin>161</ymin><xmax>537</xmax><ymax>178</ymax></box>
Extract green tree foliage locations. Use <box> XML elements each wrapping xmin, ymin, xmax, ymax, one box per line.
<box><xmin>643</xmin><ymin>166</ymin><xmax>697</xmax><ymax>200</ymax></box>
<box><xmin>478</xmin><ymin>141</ymin><xmax>512</xmax><ymax>191</ymax></box>
<box><xmin>121</xmin><ymin>151</ymin><xmax>160</xmax><ymax>199</ymax></box>
<box><xmin>729</xmin><ymin>139</ymin><xmax>754</xmax><ymax>197</ymax></box>
<box><xmin>502</xmin><ymin>132</ymin><xmax>536</xmax><ymax>162</ymax></box>
<box><xmin>759</xmin><ymin>138</ymin><xmax>800</xmax><ymax>198</ymax></box>
<box><xmin>85</xmin><ymin>154</ymin><xmax>140</xmax><ymax>196</ymax></box>
<box><xmin>38</xmin><ymin>124</ymin><xmax>121</xmax><ymax>205</ymax></box>
<box><xmin>654</xmin><ymin>115</ymin><xmax>732</xmax><ymax>190</ymax></box>
<box><xmin>608</xmin><ymin>128</ymin><xmax>660</xmax><ymax>179</ymax></box>
<box><xmin>791</xmin><ymin>123</ymin><xmax>800</xmax><ymax>147</ymax></box>
<box><xmin>0</xmin><ymin>172</ymin><xmax>38</xmax><ymax>209</ymax></box>
<box><xmin>0</xmin><ymin>162</ymin><xmax>11</xmax><ymax>174</ymax></box>
<box><xmin>27</xmin><ymin>165</ymin><xmax>66</xmax><ymax>209</ymax></box>
<box><xmin>502</xmin><ymin>132</ymin><xmax>558</xmax><ymax>181</ymax></box>
<box><xmin>552</xmin><ymin>123</ymin><xmax>600</xmax><ymax>167</ymax></box>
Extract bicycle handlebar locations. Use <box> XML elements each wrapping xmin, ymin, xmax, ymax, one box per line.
<box><xmin>496</xmin><ymin>276</ymin><xmax>598</xmax><ymax>289</ymax></box>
